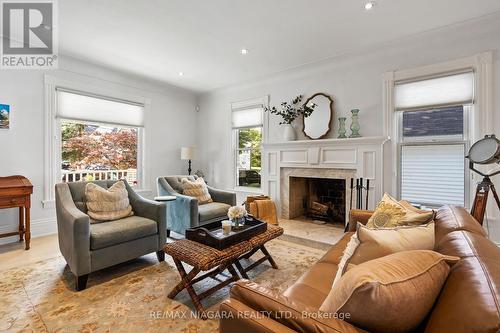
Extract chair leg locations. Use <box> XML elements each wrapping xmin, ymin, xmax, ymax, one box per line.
<box><xmin>156</xmin><ymin>250</ymin><xmax>165</xmax><ymax>262</ymax></box>
<box><xmin>167</xmin><ymin>229</ymin><xmax>171</xmax><ymax>238</ymax></box>
<box><xmin>75</xmin><ymin>274</ymin><xmax>88</xmax><ymax>291</ymax></box>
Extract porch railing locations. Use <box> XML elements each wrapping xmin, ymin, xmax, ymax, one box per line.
<box><xmin>61</xmin><ymin>169</ymin><xmax>137</xmax><ymax>184</ymax></box>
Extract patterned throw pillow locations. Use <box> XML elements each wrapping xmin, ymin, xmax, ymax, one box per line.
<box><xmin>85</xmin><ymin>181</ymin><xmax>134</xmax><ymax>222</ymax></box>
<box><xmin>181</xmin><ymin>177</ymin><xmax>213</xmax><ymax>204</ymax></box>
<box><xmin>366</xmin><ymin>193</ymin><xmax>434</xmax><ymax>228</ymax></box>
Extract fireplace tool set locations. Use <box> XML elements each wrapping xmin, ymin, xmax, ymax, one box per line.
<box><xmin>350</xmin><ymin>178</ymin><xmax>370</xmax><ymax>210</ymax></box>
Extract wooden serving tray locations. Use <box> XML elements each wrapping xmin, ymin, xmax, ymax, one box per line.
<box><xmin>186</xmin><ymin>216</ymin><xmax>267</xmax><ymax>250</ymax></box>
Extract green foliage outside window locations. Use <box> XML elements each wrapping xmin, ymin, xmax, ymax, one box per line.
<box><xmin>61</xmin><ymin>122</ymin><xmax>85</xmax><ymax>162</ymax></box>
<box><xmin>238</xmin><ymin>127</ymin><xmax>262</xmax><ymax>170</ymax></box>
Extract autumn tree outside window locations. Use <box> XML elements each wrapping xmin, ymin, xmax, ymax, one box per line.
<box><xmin>56</xmin><ymin>89</ymin><xmax>144</xmax><ymax>186</ymax></box>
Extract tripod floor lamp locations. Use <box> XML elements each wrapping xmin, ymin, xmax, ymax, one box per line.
<box><xmin>467</xmin><ymin>134</ymin><xmax>500</xmax><ymax>225</ymax></box>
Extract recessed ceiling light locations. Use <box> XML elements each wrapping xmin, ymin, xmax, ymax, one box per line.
<box><xmin>178</xmin><ymin>72</ymin><xmax>184</xmax><ymax>76</ymax></box>
<box><xmin>240</xmin><ymin>48</ymin><xmax>249</xmax><ymax>55</ymax></box>
<box><xmin>364</xmin><ymin>1</ymin><xmax>376</xmax><ymax>10</ymax></box>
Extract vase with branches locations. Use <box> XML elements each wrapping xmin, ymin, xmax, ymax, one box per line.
<box><xmin>264</xmin><ymin>95</ymin><xmax>316</xmax><ymax>141</ymax></box>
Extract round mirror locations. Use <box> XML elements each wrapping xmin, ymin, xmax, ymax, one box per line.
<box><xmin>302</xmin><ymin>93</ymin><xmax>333</xmax><ymax>140</ymax></box>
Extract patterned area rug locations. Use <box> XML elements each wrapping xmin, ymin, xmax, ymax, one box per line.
<box><xmin>0</xmin><ymin>238</ymin><xmax>325</xmax><ymax>333</ymax></box>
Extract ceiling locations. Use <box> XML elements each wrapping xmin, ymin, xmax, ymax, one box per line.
<box><xmin>58</xmin><ymin>0</ymin><xmax>500</xmax><ymax>92</ymax></box>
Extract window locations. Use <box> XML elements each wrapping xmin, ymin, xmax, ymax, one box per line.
<box><xmin>232</xmin><ymin>104</ymin><xmax>263</xmax><ymax>188</ymax></box>
<box><xmin>395</xmin><ymin>71</ymin><xmax>473</xmax><ymax>207</ymax></box>
<box><xmin>56</xmin><ymin>89</ymin><xmax>144</xmax><ymax>186</ymax></box>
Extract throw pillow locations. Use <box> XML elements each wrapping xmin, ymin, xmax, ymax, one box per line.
<box><xmin>85</xmin><ymin>181</ymin><xmax>133</xmax><ymax>222</ymax></box>
<box><xmin>181</xmin><ymin>177</ymin><xmax>213</xmax><ymax>204</ymax></box>
<box><xmin>332</xmin><ymin>222</ymin><xmax>435</xmax><ymax>287</ymax></box>
<box><xmin>320</xmin><ymin>250</ymin><xmax>460</xmax><ymax>333</ymax></box>
<box><xmin>400</xmin><ymin>200</ymin><xmax>437</xmax><ymax>220</ymax></box>
<box><xmin>366</xmin><ymin>193</ymin><xmax>434</xmax><ymax>228</ymax></box>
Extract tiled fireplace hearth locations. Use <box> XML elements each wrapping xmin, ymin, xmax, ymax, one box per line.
<box><xmin>262</xmin><ymin>136</ymin><xmax>388</xmax><ymax>227</ymax></box>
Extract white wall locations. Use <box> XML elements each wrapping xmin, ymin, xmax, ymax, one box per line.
<box><xmin>197</xmin><ymin>14</ymin><xmax>500</xmax><ymax>241</ymax></box>
<box><xmin>0</xmin><ymin>56</ymin><xmax>198</xmax><ymax>244</ymax></box>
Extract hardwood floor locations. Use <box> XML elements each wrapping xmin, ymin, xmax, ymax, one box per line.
<box><xmin>0</xmin><ymin>219</ymin><xmax>345</xmax><ymax>271</ymax></box>
<box><xmin>0</xmin><ymin>234</ymin><xmax>61</xmax><ymax>272</ymax></box>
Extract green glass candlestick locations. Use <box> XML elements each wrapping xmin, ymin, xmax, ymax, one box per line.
<box><xmin>349</xmin><ymin>109</ymin><xmax>361</xmax><ymax>138</ymax></box>
<box><xmin>338</xmin><ymin>117</ymin><xmax>347</xmax><ymax>138</ymax></box>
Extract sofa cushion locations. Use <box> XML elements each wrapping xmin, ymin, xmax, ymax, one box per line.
<box><xmin>68</xmin><ymin>180</ymin><xmax>116</xmax><ymax>213</ymax></box>
<box><xmin>333</xmin><ymin>222</ymin><xmax>435</xmax><ymax>287</ymax></box>
<box><xmin>434</xmin><ymin>205</ymin><xmax>487</xmax><ymax>243</ymax></box>
<box><xmin>164</xmin><ymin>175</ymin><xmax>196</xmax><ymax>193</ymax></box>
<box><xmin>283</xmin><ymin>261</ymin><xmax>338</xmax><ymax>308</ymax></box>
<box><xmin>366</xmin><ymin>193</ymin><xmax>434</xmax><ymax>228</ymax></box>
<box><xmin>320</xmin><ymin>250</ymin><xmax>459</xmax><ymax>333</ymax></box>
<box><xmin>425</xmin><ymin>228</ymin><xmax>500</xmax><ymax>333</ymax></box>
<box><xmin>198</xmin><ymin>202</ymin><xmax>231</xmax><ymax>222</ymax></box>
<box><xmin>181</xmin><ymin>177</ymin><xmax>213</xmax><ymax>204</ymax></box>
<box><xmin>85</xmin><ymin>181</ymin><xmax>133</xmax><ymax>222</ymax></box>
<box><xmin>90</xmin><ymin>216</ymin><xmax>157</xmax><ymax>250</ymax></box>
<box><xmin>351</xmin><ymin>222</ymin><xmax>434</xmax><ymax>265</ymax></box>
<box><xmin>318</xmin><ymin>232</ymin><xmax>354</xmax><ymax>265</ymax></box>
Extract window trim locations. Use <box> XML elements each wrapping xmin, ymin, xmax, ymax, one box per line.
<box><xmin>383</xmin><ymin>52</ymin><xmax>493</xmax><ymax>209</ymax></box>
<box><xmin>43</xmin><ymin>74</ymin><xmax>150</xmax><ymax>208</ymax></box>
<box><xmin>230</xmin><ymin>96</ymin><xmax>269</xmax><ymax>192</ymax></box>
<box><xmin>396</xmin><ymin>105</ymin><xmax>471</xmax><ymax>208</ymax></box>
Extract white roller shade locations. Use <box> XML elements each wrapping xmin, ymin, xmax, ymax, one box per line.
<box><xmin>395</xmin><ymin>72</ymin><xmax>473</xmax><ymax>111</ymax></box>
<box><xmin>57</xmin><ymin>90</ymin><xmax>145</xmax><ymax>127</ymax></box>
<box><xmin>401</xmin><ymin>144</ymin><xmax>465</xmax><ymax>206</ymax></box>
<box><xmin>232</xmin><ymin>107</ymin><xmax>263</xmax><ymax>129</ymax></box>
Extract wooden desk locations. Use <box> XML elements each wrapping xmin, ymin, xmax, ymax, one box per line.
<box><xmin>0</xmin><ymin>176</ymin><xmax>33</xmax><ymax>250</ymax></box>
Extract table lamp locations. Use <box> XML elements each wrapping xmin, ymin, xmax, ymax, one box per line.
<box><xmin>181</xmin><ymin>147</ymin><xmax>195</xmax><ymax>175</ymax></box>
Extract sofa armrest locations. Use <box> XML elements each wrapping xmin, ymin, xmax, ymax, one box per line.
<box><xmin>173</xmin><ymin>193</ymin><xmax>199</xmax><ymax>226</ymax></box>
<box><xmin>220</xmin><ymin>299</ymin><xmax>297</xmax><ymax>333</ymax></box>
<box><xmin>208</xmin><ymin>186</ymin><xmax>236</xmax><ymax>206</ymax></box>
<box><xmin>347</xmin><ymin>209</ymin><xmax>374</xmax><ymax>232</ymax></box>
<box><xmin>228</xmin><ymin>280</ymin><xmax>360</xmax><ymax>333</ymax></box>
<box><xmin>55</xmin><ymin>183</ymin><xmax>91</xmax><ymax>276</ymax></box>
<box><xmin>156</xmin><ymin>176</ymin><xmax>199</xmax><ymax>233</ymax></box>
<box><xmin>126</xmin><ymin>183</ymin><xmax>167</xmax><ymax>247</ymax></box>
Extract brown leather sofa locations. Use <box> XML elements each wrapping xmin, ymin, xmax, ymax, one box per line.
<box><xmin>219</xmin><ymin>206</ymin><xmax>500</xmax><ymax>333</ymax></box>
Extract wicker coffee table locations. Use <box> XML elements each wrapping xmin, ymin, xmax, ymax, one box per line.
<box><xmin>233</xmin><ymin>224</ymin><xmax>284</xmax><ymax>279</ymax></box>
<box><xmin>164</xmin><ymin>224</ymin><xmax>284</xmax><ymax>316</ymax></box>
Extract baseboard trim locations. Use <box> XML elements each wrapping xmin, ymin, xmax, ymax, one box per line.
<box><xmin>0</xmin><ymin>217</ymin><xmax>57</xmax><ymax>245</ymax></box>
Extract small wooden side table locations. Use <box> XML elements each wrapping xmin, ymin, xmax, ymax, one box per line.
<box><xmin>0</xmin><ymin>175</ymin><xmax>33</xmax><ymax>250</ymax></box>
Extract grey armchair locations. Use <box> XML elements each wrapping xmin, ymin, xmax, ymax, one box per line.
<box><xmin>157</xmin><ymin>175</ymin><xmax>236</xmax><ymax>236</ymax></box>
<box><xmin>55</xmin><ymin>180</ymin><xmax>166</xmax><ymax>291</ymax></box>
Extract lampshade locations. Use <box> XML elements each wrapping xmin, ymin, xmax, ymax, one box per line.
<box><xmin>181</xmin><ymin>147</ymin><xmax>195</xmax><ymax>160</ymax></box>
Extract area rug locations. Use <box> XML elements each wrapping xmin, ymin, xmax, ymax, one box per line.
<box><xmin>0</xmin><ymin>238</ymin><xmax>325</xmax><ymax>333</ymax></box>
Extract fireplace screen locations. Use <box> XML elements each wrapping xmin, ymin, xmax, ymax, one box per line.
<box><xmin>289</xmin><ymin>177</ymin><xmax>346</xmax><ymax>224</ymax></box>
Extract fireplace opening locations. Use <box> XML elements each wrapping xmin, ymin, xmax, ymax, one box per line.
<box><xmin>288</xmin><ymin>177</ymin><xmax>346</xmax><ymax>224</ymax></box>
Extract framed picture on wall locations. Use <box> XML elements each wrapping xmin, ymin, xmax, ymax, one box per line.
<box><xmin>0</xmin><ymin>104</ymin><xmax>10</xmax><ymax>129</ymax></box>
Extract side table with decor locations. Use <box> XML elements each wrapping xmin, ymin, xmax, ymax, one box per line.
<box><xmin>164</xmin><ymin>213</ymin><xmax>284</xmax><ymax>317</ymax></box>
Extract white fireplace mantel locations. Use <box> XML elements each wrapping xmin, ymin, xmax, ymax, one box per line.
<box><xmin>262</xmin><ymin>136</ymin><xmax>389</xmax><ymax>150</ymax></box>
<box><xmin>261</xmin><ymin>136</ymin><xmax>389</xmax><ymax>222</ymax></box>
